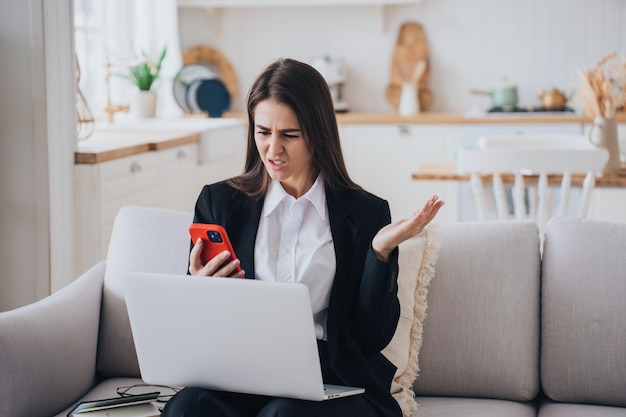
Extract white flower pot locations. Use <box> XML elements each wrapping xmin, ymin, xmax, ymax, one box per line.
<box><xmin>130</xmin><ymin>90</ymin><xmax>157</xmax><ymax>119</ymax></box>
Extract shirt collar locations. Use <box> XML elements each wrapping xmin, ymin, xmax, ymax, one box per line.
<box><xmin>304</xmin><ymin>175</ymin><xmax>327</xmax><ymax>220</ymax></box>
<box><xmin>263</xmin><ymin>176</ymin><xmax>327</xmax><ymax>220</ymax></box>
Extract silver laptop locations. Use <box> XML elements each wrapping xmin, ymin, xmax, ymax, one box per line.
<box><xmin>123</xmin><ymin>272</ymin><xmax>365</xmax><ymax>401</ymax></box>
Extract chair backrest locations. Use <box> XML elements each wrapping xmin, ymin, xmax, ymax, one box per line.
<box><xmin>456</xmin><ymin>134</ymin><xmax>609</xmax><ymax>232</ymax></box>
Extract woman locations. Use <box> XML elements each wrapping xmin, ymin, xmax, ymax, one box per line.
<box><xmin>162</xmin><ymin>58</ymin><xmax>443</xmax><ymax>417</ymax></box>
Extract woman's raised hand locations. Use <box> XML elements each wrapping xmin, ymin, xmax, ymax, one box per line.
<box><xmin>372</xmin><ymin>195</ymin><xmax>444</xmax><ymax>262</ymax></box>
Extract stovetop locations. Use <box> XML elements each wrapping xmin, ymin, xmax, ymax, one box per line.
<box><xmin>488</xmin><ymin>106</ymin><xmax>575</xmax><ymax>113</ymax></box>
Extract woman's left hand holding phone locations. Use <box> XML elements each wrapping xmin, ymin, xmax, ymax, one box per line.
<box><xmin>189</xmin><ymin>238</ymin><xmax>246</xmax><ymax>278</ymax></box>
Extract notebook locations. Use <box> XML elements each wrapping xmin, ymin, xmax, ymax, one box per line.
<box><xmin>123</xmin><ymin>272</ymin><xmax>365</xmax><ymax>401</ymax></box>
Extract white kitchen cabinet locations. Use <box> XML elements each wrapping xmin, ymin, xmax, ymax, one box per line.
<box><xmin>158</xmin><ymin>144</ymin><xmax>202</xmax><ymax>212</ymax></box>
<box><xmin>341</xmin><ymin>124</ymin><xmax>459</xmax><ymax>222</ymax></box>
<box><xmin>457</xmin><ymin>122</ymin><xmax>584</xmax><ymax>146</ymax></box>
<box><xmin>74</xmin><ymin>143</ymin><xmax>202</xmax><ymax>275</ymax></box>
<box><xmin>195</xmin><ymin>121</ymin><xmax>247</xmax><ymax>187</ymax></box>
<box><xmin>74</xmin><ymin>121</ymin><xmax>248</xmax><ymax>275</ymax></box>
<box><xmin>588</xmin><ymin>188</ymin><xmax>626</xmax><ymax>224</ymax></box>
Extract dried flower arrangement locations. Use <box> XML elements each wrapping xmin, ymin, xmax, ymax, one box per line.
<box><xmin>576</xmin><ymin>52</ymin><xmax>626</xmax><ymax>118</ymax></box>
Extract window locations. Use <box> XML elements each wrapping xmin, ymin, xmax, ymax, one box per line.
<box><xmin>74</xmin><ymin>0</ymin><xmax>140</xmax><ymax>122</ymax></box>
<box><xmin>74</xmin><ymin>0</ymin><xmax>182</xmax><ymax>122</ymax></box>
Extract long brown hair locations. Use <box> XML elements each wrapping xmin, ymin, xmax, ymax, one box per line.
<box><xmin>227</xmin><ymin>58</ymin><xmax>361</xmax><ymax>198</ymax></box>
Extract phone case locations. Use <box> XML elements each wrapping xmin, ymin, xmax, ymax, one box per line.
<box><xmin>189</xmin><ymin>223</ymin><xmax>242</xmax><ymax>273</ymax></box>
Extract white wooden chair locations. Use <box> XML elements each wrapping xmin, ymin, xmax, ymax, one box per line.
<box><xmin>456</xmin><ymin>134</ymin><xmax>609</xmax><ymax>232</ymax></box>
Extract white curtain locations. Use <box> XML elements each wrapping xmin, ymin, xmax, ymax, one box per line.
<box><xmin>78</xmin><ymin>0</ymin><xmax>183</xmax><ymax>120</ymax></box>
<box><xmin>134</xmin><ymin>0</ymin><xmax>183</xmax><ymax>118</ymax></box>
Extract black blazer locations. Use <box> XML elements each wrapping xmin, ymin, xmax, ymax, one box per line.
<box><xmin>192</xmin><ymin>181</ymin><xmax>402</xmax><ymax>417</ymax></box>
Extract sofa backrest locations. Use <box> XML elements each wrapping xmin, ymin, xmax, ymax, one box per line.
<box><xmin>413</xmin><ymin>221</ymin><xmax>541</xmax><ymax>401</ymax></box>
<box><xmin>96</xmin><ymin>205</ymin><xmax>193</xmax><ymax>377</ymax></box>
<box><xmin>541</xmin><ymin>218</ymin><xmax>626</xmax><ymax>407</ymax></box>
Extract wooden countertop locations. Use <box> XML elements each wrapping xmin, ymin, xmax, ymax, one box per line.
<box><xmin>412</xmin><ymin>162</ymin><xmax>626</xmax><ymax>187</ymax></box>
<box><xmin>75</xmin><ymin>112</ymin><xmax>625</xmax><ymax>164</ymax></box>
<box><xmin>75</xmin><ymin>130</ymin><xmax>200</xmax><ymax>164</ymax></box>
<box><xmin>335</xmin><ymin>112</ymin><xmax>594</xmax><ymax>124</ymax></box>
<box><xmin>228</xmin><ymin>111</ymin><xmax>626</xmax><ymax>125</ymax></box>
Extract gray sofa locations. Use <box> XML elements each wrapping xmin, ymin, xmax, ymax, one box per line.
<box><xmin>1</xmin><ymin>206</ymin><xmax>625</xmax><ymax>417</ymax></box>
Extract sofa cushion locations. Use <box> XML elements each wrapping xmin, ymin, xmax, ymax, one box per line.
<box><xmin>383</xmin><ymin>225</ymin><xmax>441</xmax><ymax>417</ymax></box>
<box><xmin>414</xmin><ymin>396</ymin><xmax>537</xmax><ymax>417</ymax></box>
<box><xmin>538</xmin><ymin>400</ymin><xmax>626</xmax><ymax>417</ymax></box>
<box><xmin>541</xmin><ymin>218</ymin><xmax>626</xmax><ymax>407</ymax></box>
<box><xmin>97</xmin><ymin>206</ymin><xmax>193</xmax><ymax>378</ymax></box>
<box><xmin>414</xmin><ymin>221</ymin><xmax>541</xmax><ymax>401</ymax></box>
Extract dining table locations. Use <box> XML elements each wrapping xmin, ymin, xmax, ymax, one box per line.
<box><xmin>412</xmin><ymin>162</ymin><xmax>626</xmax><ymax>187</ymax></box>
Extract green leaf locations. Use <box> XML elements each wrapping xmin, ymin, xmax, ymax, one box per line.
<box><xmin>124</xmin><ymin>46</ymin><xmax>167</xmax><ymax>91</ymax></box>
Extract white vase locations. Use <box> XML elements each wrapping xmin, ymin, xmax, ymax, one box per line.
<box><xmin>398</xmin><ymin>82</ymin><xmax>420</xmax><ymax>117</ymax></box>
<box><xmin>589</xmin><ymin>116</ymin><xmax>621</xmax><ymax>172</ymax></box>
<box><xmin>130</xmin><ymin>90</ymin><xmax>157</xmax><ymax>119</ymax></box>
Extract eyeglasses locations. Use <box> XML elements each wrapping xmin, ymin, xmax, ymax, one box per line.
<box><xmin>116</xmin><ymin>384</ymin><xmax>182</xmax><ymax>403</ymax></box>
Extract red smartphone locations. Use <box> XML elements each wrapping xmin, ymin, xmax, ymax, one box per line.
<box><xmin>189</xmin><ymin>223</ymin><xmax>242</xmax><ymax>273</ymax></box>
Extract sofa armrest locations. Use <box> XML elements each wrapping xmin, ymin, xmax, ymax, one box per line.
<box><xmin>0</xmin><ymin>261</ymin><xmax>105</xmax><ymax>417</ymax></box>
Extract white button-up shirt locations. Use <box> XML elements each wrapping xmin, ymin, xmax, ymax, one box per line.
<box><xmin>255</xmin><ymin>176</ymin><xmax>336</xmax><ymax>340</ymax></box>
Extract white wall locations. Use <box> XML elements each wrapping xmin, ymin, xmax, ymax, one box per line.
<box><xmin>179</xmin><ymin>0</ymin><xmax>626</xmax><ymax>113</ymax></box>
<box><xmin>0</xmin><ymin>1</ymin><xmax>50</xmax><ymax>311</ymax></box>
<box><xmin>0</xmin><ymin>0</ymin><xmax>75</xmax><ymax>312</ymax></box>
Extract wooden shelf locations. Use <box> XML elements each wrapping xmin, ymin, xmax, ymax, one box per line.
<box><xmin>177</xmin><ymin>0</ymin><xmax>423</xmax><ymax>32</ymax></box>
<box><xmin>178</xmin><ymin>0</ymin><xmax>422</xmax><ymax>7</ymax></box>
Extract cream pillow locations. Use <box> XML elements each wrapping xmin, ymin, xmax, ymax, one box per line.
<box><xmin>382</xmin><ymin>225</ymin><xmax>441</xmax><ymax>417</ymax></box>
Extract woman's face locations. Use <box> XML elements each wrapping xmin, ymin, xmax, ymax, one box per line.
<box><xmin>254</xmin><ymin>99</ymin><xmax>317</xmax><ymax>198</ymax></box>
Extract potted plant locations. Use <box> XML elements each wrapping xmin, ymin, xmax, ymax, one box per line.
<box><xmin>124</xmin><ymin>47</ymin><xmax>167</xmax><ymax>118</ymax></box>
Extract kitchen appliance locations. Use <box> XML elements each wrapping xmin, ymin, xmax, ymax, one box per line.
<box><xmin>473</xmin><ymin>83</ymin><xmax>575</xmax><ymax>113</ymax></box>
<box><xmin>538</xmin><ymin>88</ymin><xmax>572</xmax><ymax>110</ymax></box>
<box><xmin>470</xmin><ymin>79</ymin><xmax>519</xmax><ymax>110</ymax></box>
<box><xmin>310</xmin><ymin>56</ymin><xmax>348</xmax><ymax>112</ymax></box>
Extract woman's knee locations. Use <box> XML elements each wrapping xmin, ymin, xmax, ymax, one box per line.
<box><xmin>258</xmin><ymin>398</ymin><xmax>314</xmax><ymax>417</ymax></box>
<box><xmin>161</xmin><ymin>387</ymin><xmax>205</xmax><ymax>416</ymax></box>
<box><xmin>161</xmin><ymin>387</ymin><xmax>236</xmax><ymax>417</ymax></box>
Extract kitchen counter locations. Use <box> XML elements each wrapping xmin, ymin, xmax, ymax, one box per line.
<box><xmin>75</xmin><ymin>130</ymin><xmax>200</xmax><ymax>164</ymax></box>
<box><xmin>75</xmin><ymin>118</ymin><xmax>244</xmax><ymax>164</ymax></box>
<box><xmin>75</xmin><ymin>112</ymin><xmax>626</xmax><ymax>164</ymax></box>
<box><xmin>412</xmin><ymin>162</ymin><xmax>626</xmax><ymax>187</ymax></box>
<box><xmin>334</xmin><ymin>111</ymin><xmax>626</xmax><ymax>125</ymax></box>
<box><xmin>224</xmin><ymin>111</ymin><xmax>626</xmax><ymax>125</ymax></box>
